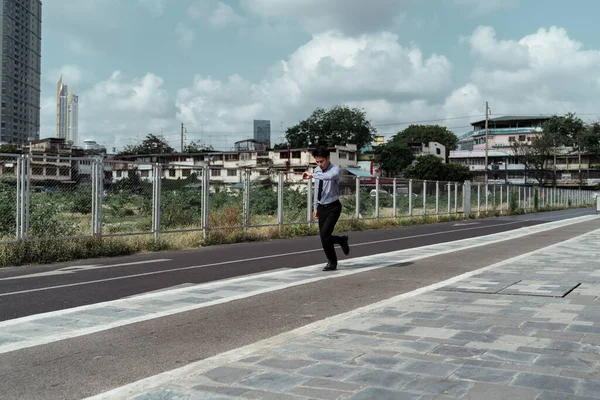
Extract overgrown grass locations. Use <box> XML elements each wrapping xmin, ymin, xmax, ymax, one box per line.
<box><xmin>0</xmin><ymin>204</ymin><xmax>590</xmax><ymax>268</ymax></box>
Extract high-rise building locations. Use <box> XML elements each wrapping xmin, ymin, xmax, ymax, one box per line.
<box><xmin>0</xmin><ymin>0</ymin><xmax>42</xmax><ymax>145</ymax></box>
<box><xmin>56</xmin><ymin>76</ymin><xmax>79</xmax><ymax>145</ymax></box>
<box><xmin>253</xmin><ymin>119</ymin><xmax>271</xmax><ymax>148</ymax></box>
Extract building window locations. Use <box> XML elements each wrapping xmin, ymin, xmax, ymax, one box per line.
<box><xmin>519</xmin><ymin>135</ymin><xmax>526</xmax><ymax>141</ymax></box>
<box><xmin>436</xmin><ymin>148</ymin><xmax>441</xmax><ymax>155</ymax></box>
<box><xmin>227</xmin><ymin>169</ymin><xmax>237</xmax><ymax>177</ymax></box>
<box><xmin>116</xmin><ymin>171</ymin><xmax>122</xmax><ymax>178</ymax></box>
<box><xmin>211</xmin><ymin>169</ymin><xmax>221</xmax><ymax>176</ymax></box>
<box><xmin>348</xmin><ymin>153</ymin><xmax>355</xmax><ymax>161</ymax></box>
<box><xmin>509</xmin><ymin>136</ymin><xmax>516</xmax><ymax>142</ymax></box>
<box><xmin>140</xmin><ymin>170</ymin><xmax>150</xmax><ymax>177</ymax></box>
<box><xmin>224</xmin><ymin>154</ymin><xmax>239</xmax><ymax>161</ymax></box>
<box><xmin>291</xmin><ymin>151</ymin><xmax>301</xmax><ymax>159</ymax></box>
<box><xmin>279</xmin><ymin>152</ymin><xmax>289</xmax><ymax>159</ymax></box>
<box><xmin>182</xmin><ymin>169</ymin><xmax>191</xmax><ymax>177</ymax></box>
<box><xmin>338</xmin><ymin>152</ymin><xmax>347</xmax><ymax>159</ymax></box>
<box><xmin>169</xmin><ymin>169</ymin><xmax>176</xmax><ymax>177</ymax></box>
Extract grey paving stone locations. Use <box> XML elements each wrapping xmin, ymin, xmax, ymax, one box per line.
<box><xmin>460</xmin><ymin>382</ymin><xmax>539</xmax><ymax>399</ymax></box>
<box><xmin>238</xmin><ymin>356</ymin><xmax>263</xmax><ymax>364</ymax></box>
<box><xmin>243</xmin><ymin>389</ymin><xmax>305</xmax><ymax>400</ymax></box>
<box><xmin>287</xmin><ymin>386</ymin><xmax>353</xmax><ymax>400</ymax></box>
<box><xmin>344</xmin><ymin>336</ymin><xmax>390</xmax><ymax>347</ymax></box>
<box><xmin>335</xmin><ymin>328</ymin><xmax>377</xmax><ymax>336</ymax></box>
<box><xmin>565</xmin><ymin>324</ymin><xmax>600</xmax><ymax>334</ymax></box>
<box><xmin>401</xmin><ymin>360</ymin><xmax>461</xmax><ymax>377</ymax></box>
<box><xmin>347</xmin><ymin>369</ymin><xmax>414</xmax><ymax>390</ymax></box>
<box><xmin>521</xmin><ymin>321</ymin><xmax>568</xmax><ymax>331</ymax></box>
<box><xmin>430</xmin><ymin>345</ymin><xmax>486</xmax><ymax>358</ymax></box>
<box><xmin>202</xmin><ymin>366</ymin><xmax>257</xmax><ymax>384</ymax></box>
<box><xmin>511</xmin><ymin>372</ymin><xmax>581</xmax><ymax>394</ymax></box>
<box><xmin>576</xmin><ymin>379</ymin><xmax>600</xmax><ymax>399</ymax></box>
<box><xmin>450</xmin><ymin>365</ymin><xmax>517</xmax><ymax>384</ymax></box>
<box><xmin>307</xmin><ymin>349</ymin><xmax>363</xmax><ymax>363</ymax></box>
<box><xmin>347</xmin><ymin>387</ymin><xmax>421</xmax><ymax>400</ymax></box>
<box><xmin>536</xmin><ymin>391</ymin><xmax>599</xmax><ymax>400</ymax></box>
<box><xmin>390</xmin><ymin>339</ymin><xmax>439</xmax><ymax>353</ymax></box>
<box><xmin>353</xmin><ymin>354</ymin><xmax>405</xmax><ymax>369</ymax></box>
<box><xmin>532</xmin><ymin>330</ymin><xmax>584</xmax><ymax>342</ymax></box>
<box><xmin>297</xmin><ymin>363</ymin><xmax>360</xmax><ymax>380</ymax></box>
<box><xmin>403</xmin><ymin>376</ymin><xmax>472</xmax><ymax>398</ymax></box>
<box><xmin>190</xmin><ymin>385</ymin><xmax>250</xmax><ymax>397</ymax></box>
<box><xmin>131</xmin><ymin>387</ymin><xmax>231</xmax><ymax>400</ymax></box>
<box><xmin>404</xmin><ymin>312</ymin><xmax>444</xmax><ymax>319</ymax></box>
<box><xmin>544</xmin><ymin>340</ymin><xmax>583</xmax><ymax>352</ymax></box>
<box><xmin>582</xmin><ymin>333</ymin><xmax>600</xmax><ymax>345</ymax></box>
<box><xmin>480</xmin><ymin>349</ymin><xmax>538</xmax><ymax>365</ymax></box>
<box><xmin>534</xmin><ymin>355</ymin><xmax>596</xmax><ymax>373</ymax></box>
<box><xmin>452</xmin><ymin>331</ymin><xmax>499</xmax><ymax>343</ymax></box>
<box><xmin>369</xmin><ymin>324</ymin><xmax>414</xmax><ymax>335</ymax></box>
<box><xmin>239</xmin><ymin>371</ymin><xmax>307</xmax><ymax>392</ymax></box>
<box><xmin>446</xmin><ymin>323</ymin><xmax>492</xmax><ymax>332</ymax></box>
<box><xmin>301</xmin><ymin>377</ymin><xmax>363</xmax><ymax>392</ymax></box>
<box><xmin>256</xmin><ymin>358</ymin><xmax>316</xmax><ymax>370</ymax></box>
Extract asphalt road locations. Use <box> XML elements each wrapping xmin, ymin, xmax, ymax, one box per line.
<box><xmin>0</xmin><ymin>208</ymin><xmax>594</xmax><ymax>321</ymax></box>
<box><xmin>1</xmin><ymin>213</ymin><xmax>598</xmax><ymax>400</ymax></box>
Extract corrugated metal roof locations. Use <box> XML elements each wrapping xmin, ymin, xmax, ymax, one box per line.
<box><xmin>470</xmin><ymin>115</ymin><xmax>552</xmax><ymax>125</ymax></box>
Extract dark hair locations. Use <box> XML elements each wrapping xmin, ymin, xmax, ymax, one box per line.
<box><xmin>312</xmin><ymin>145</ymin><xmax>330</xmax><ymax>158</ymax></box>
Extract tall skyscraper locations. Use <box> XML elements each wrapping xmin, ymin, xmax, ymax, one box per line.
<box><xmin>0</xmin><ymin>0</ymin><xmax>42</xmax><ymax>145</ymax></box>
<box><xmin>253</xmin><ymin>120</ymin><xmax>271</xmax><ymax>148</ymax></box>
<box><xmin>56</xmin><ymin>76</ymin><xmax>79</xmax><ymax>145</ymax></box>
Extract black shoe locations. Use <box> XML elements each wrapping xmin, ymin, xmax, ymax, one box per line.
<box><xmin>322</xmin><ymin>262</ymin><xmax>337</xmax><ymax>271</ymax></box>
<box><xmin>340</xmin><ymin>235</ymin><xmax>350</xmax><ymax>256</ymax></box>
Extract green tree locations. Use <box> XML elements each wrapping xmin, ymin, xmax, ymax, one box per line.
<box><xmin>511</xmin><ymin>134</ymin><xmax>555</xmax><ymax>186</ymax></box>
<box><xmin>285</xmin><ymin>105</ymin><xmax>376</xmax><ymax>150</ymax></box>
<box><xmin>540</xmin><ymin>113</ymin><xmax>586</xmax><ymax>184</ymax></box>
<box><xmin>0</xmin><ymin>144</ymin><xmax>20</xmax><ymax>154</ymax></box>
<box><xmin>373</xmin><ymin>141</ymin><xmax>414</xmax><ymax>176</ymax></box>
<box><xmin>404</xmin><ymin>155</ymin><xmax>473</xmax><ymax>182</ymax></box>
<box><xmin>119</xmin><ymin>134</ymin><xmax>175</xmax><ymax>155</ymax></box>
<box><xmin>390</xmin><ymin>124</ymin><xmax>459</xmax><ymax>155</ymax></box>
<box><xmin>183</xmin><ymin>141</ymin><xmax>214</xmax><ymax>153</ymax></box>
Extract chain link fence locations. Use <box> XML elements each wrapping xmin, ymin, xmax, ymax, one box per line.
<box><xmin>0</xmin><ymin>154</ymin><xmax>595</xmax><ymax>244</ymax></box>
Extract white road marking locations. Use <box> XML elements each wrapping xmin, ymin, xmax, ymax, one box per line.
<box><xmin>0</xmin><ymin>219</ymin><xmax>550</xmax><ymax>295</ymax></box>
<box><xmin>83</xmin><ymin>226</ymin><xmax>600</xmax><ymax>400</ymax></box>
<box><xmin>0</xmin><ymin>259</ymin><xmax>171</xmax><ymax>281</ymax></box>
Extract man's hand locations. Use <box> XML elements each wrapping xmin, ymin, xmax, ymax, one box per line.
<box><xmin>313</xmin><ymin>209</ymin><xmax>318</xmax><ymax>219</ymax></box>
<box><xmin>302</xmin><ymin>171</ymin><xmax>312</xmax><ymax>180</ymax></box>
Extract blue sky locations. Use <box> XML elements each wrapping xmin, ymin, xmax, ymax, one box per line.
<box><xmin>41</xmin><ymin>0</ymin><xmax>600</xmax><ymax>151</ymax></box>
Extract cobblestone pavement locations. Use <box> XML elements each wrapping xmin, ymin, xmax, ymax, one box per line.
<box><xmin>87</xmin><ymin>223</ymin><xmax>600</xmax><ymax>400</ymax></box>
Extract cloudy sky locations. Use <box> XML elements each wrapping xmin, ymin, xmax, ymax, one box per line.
<box><xmin>42</xmin><ymin>0</ymin><xmax>600</xmax><ymax>151</ymax></box>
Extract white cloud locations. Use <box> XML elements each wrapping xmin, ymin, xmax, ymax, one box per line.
<box><xmin>176</xmin><ymin>22</ymin><xmax>196</xmax><ymax>48</ymax></box>
<box><xmin>137</xmin><ymin>0</ymin><xmax>166</xmax><ymax>17</ymax></box>
<box><xmin>187</xmin><ymin>0</ymin><xmax>245</xmax><ymax>28</ymax></box>
<box><xmin>241</xmin><ymin>0</ymin><xmax>411</xmax><ymax>34</ymax></box>
<box><xmin>452</xmin><ymin>0</ymin><xmax>518</xmax><ymax>16</ymax></box>
<box><xmin>175</xmin><ymin>31</ymin><xmax>453</xmax><ymax>145</ymax></box>
<box><xmin>45</xmin><ymin>65</ymin><xmax>85</xmax><ymax>87</ymax></box>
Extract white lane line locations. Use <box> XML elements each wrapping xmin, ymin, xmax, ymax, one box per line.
<box><xmin>0</xmin><ymin>214</ymin><xmax>596</xmax><ymax>330</ymax></box>
<box><xmin>0</xmin><ymin>259</ymin><xmax>172</xmax><ymax>281</ymax></box>
<box><xmin>0</xmin><ymin>218</ymin><xmax>553</xmax><ymax>296</ymax></box>
<box><xmin>83</xmin><ymin>226</ymin><xmax>600</xmax><ymax>400</ymax></box>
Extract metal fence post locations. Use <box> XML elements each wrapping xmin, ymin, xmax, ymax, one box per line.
<box><xmin>355</xmin><ymin>177</ymin><xmax>361</xmax><ymax>219</ymax></box>
<box><xmin>201</xmin><ymin>167</ymin><xmax>210</xmax><ymax>239</ymax></box>
<box><xmin>477</xmin><ymin>184</ymin><xmax>481</xmax><ymax>216</ymax></box>
<box><xmin>375</xmin><ymin>176</ymin><xmax>380</xmax><ymax>219</ymax></box>
<box><xmin>277</xmin><ymin>171</ymin><xmax>284</xmax><ymax>229</ymax></box>
<box><xmin>152</xmin><ymin>163</ymin><xmax>162</xmax><ymax>240</ymax></box>
<box><xmin>243</xmin><ymin>168</ymin><xmax>251</xmax><ymax>229</ymax></box>
<box><xmin>423</xmin><ymin>180</ymin><xmax>427</xmax><ymax>217</ymax></box>
<box><xmin>392</xmin><ymin>178</ymin><xmax>397</xmax><ymax>218</ymax></box>
<box><xmin>408</xmin><ymin>179</ymin><xmax>413</xmax><ymax>218</ymax></box>
<box><xmin>485</xmin><ymin>183</ymin><xmax>489</xmax><ymax>211</ymax></box>
<box><xmin>91</xmin><ymin>159</ymin><xmax>98</xmax><ymax>236</ymax></box>
<box><xmin>447</xmin><ymin>182</ymin><xmax>451</xmax><ymax>215</ymax></box>
<box><xmin>307</xmin><ymin>177</ymin><xmax>313</xmax><ymax>225</ymax></box>
<box><xmin>15</xmin><ymin>155</ymin><xmax>22</xmax><ymax>240</ymax></box>
<box><xmin>22</xmin><ymin>155</ymin><xmax>31</xmax><ymax>239</ymax></box>
<box><xmin>435</xmin><ymin>181</ymin><xmax>439</xmax><ymax>218</ymax></box>
<box><xmin>463</xmin><ymin>181</ymin><xmax>471</xmax><ymax>218</ymax></box>
<box><xmin>499</xmin><ymin>185</ymin><xmax>503</xmax><ymax>214</ymax></box>
<box><xmin>454</xmin><ymin>182</ymin><xmax>458</xmax><ymax>214</ymax></box>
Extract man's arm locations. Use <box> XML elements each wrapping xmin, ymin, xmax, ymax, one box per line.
<box><xmin>313</xmin><ymin>165</ymin><xmax>341</xmax><ymax>180</ymax></box>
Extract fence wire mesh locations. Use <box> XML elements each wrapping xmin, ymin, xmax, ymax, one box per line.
<box><xmin>0</xmin><ymin>156</ymin><xmax>595</xmax><ymax>244</ymax></box>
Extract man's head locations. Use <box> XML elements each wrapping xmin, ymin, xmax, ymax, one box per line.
<box><xmin>312</xmin><ymin>145</ymin><xmax>331</xmax><ymax>169</ymax></box>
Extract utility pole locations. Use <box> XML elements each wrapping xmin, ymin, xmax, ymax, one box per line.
<box><xmin>484</xmin><ymin>101</ymin><xmax>490</xmax><ymax>184</ymax></box>
<box><xmin>180</xmin><ymin>122</ymin><xmax>184</xmax><ymax>153</ymax></box>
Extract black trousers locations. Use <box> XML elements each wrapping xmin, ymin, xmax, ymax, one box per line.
<box><xmin>317</xmin><ymin>200</ymin><xmax>343</xmax><ymax>264</ymax></box>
